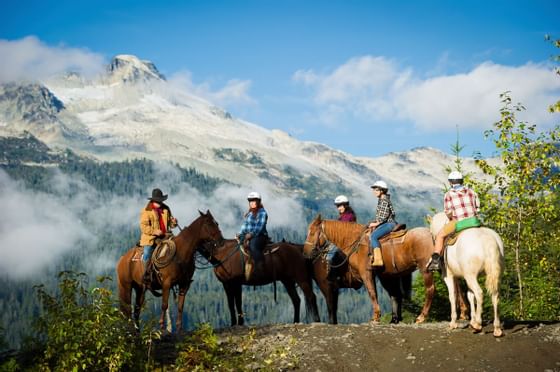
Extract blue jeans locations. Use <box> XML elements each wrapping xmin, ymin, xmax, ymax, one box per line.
<box><xmin>370</xmin><ymin>222</ymin><xmax>396</xmax><ymax>248</ymax></box>
<box><xmin>249</xmin><ymin>235</ymin><xmax>267</xmax><ymax>263</ymax></box>
<box><xmin>143</xmin><ymin>245</ymin><xmax>155</xmax><ymax>262</ymax></box>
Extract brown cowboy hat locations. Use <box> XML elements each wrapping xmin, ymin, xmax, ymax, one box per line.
<box><xmin>148</xmin><ymin>188</ymin><xmax>168</xmax><ymax>202</ymax></box>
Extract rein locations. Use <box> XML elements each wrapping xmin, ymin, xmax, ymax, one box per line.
<box><xmin>195</xmin><ymin>240</ymin><xmax>241</xmax><ymax>269</ymax></box>
<box><xmin>309</xmin><ymin>222</ymin><xmax>370</xmax><ymax>268</ymax></box>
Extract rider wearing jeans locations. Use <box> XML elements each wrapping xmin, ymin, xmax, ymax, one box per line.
<box><xmin>237</xmin><ymin>191</ymin><xmax>268</xmax><ymax>280</ymax></box>
<box><xmin>426</xmin><ymin>171</ymin><xmax>480</xmax><ymax>272</ymax></box>
<box><xmin>368</xmin><ymin>181</ymin><xmax>397</xmax><ymax>267</ymax></box>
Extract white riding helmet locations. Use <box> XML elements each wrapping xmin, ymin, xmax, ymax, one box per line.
<box><xmin>371</xmin><ymin>180</ymin><xmax>388</xmax><ymax>190</ymax></box>
<box><xmin>334</xmin><ymin>195</ymin><xmax>349</xmax><ymax>205</ymax></box>
<box><xmin>247</xmin><ymin>191</ymin><xmax>262</xmax><ymax>201</ymax></box>
<box><xmin>448</xmin><ymin>171</ymin><xmax>463</xmax><ymax>181</ymax></box>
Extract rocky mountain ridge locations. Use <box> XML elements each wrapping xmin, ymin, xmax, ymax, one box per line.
<box><xmin>0</xmin><ymin>54</ymin><xmax>493</xmax><ymax>210</ymax></box>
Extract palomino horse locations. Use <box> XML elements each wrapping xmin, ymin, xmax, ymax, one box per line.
<box><xmin>116</xmin><ymin>210</ymin><xmax>224</xmax><ymax>330</ymax></box>
<box><xmin>304</xmin><ymin>215</ymin><xmax>467</xmax><ymax>324</ymax></box>
<box><xmin>429</xmin><ymin>212</ymin><xmax>504</xmax><ymax>337</ymax></box>
<box><xmin>197</xmin><ymin>239</ymin><xmax>320</xmax><ymax>326</ymax></box>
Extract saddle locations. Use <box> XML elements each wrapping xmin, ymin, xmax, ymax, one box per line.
<box><xmin>378</xmin><ymin>224</ymin><xmax>407</xmax><ymax>243</ymax></box>
<box><xmin>444</xmin><ymin>225</ymin><xmax>479</xmax><ymax>247</ymax></box>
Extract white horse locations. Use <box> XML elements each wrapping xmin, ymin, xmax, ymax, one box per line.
<box><xmin>429</xmin><ymin>212</ymin><xmax>504</xmax><ymax>337</ymax></box>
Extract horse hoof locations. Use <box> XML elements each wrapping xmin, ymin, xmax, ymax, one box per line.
<box><xmin>370</xmin><ymin>318</ymin><xmax>380</xmax><ymax>324</ymax></box>
<box><xmin>415</xmin><ymin>315</ymin><xmax>426</xmax><ymax>323</ymax></box>
<box><xmin>449</xmin><ymin>322</ymin><xmax>458</xmax><ymax>329</ymax></box>
<box><xmin>493</xmin><ymin>328</ymin><xmax>503</xmax><ymax>337</ymax></box>
<box><xmin>390</xmin><ymin>317</ymin><xmax>399</xmax><ymax>324</ymax></box>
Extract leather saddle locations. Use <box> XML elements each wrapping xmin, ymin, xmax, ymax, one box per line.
<box><xmin>379</xmin><ymin>223</ymin><xmax>407</xmax><ymax>243</ymax></box>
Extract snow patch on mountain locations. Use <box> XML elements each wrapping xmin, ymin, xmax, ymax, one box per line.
<box><xmin>0</xmin><ymin>54</ymin><xmax>495</xmax><ymax>213</ymax></box>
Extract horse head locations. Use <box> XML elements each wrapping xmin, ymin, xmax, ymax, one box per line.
<box><xmin>194</xmin><ymin>209</ymin><xmax>224</xmax><ymax>245</ymax></box>
<box><xmin>303</xmin><ymin>214</ymin><xmax>328</xmax><ymax>258</ymax></box>
<box><xmin>428</xmin><ymin>212</ymin><xmax>449</xmax><ymax>237</ymax></box>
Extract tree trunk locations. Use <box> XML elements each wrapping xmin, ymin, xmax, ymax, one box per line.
<box><xmin>515</xmin><ymin>208</ymin><xmax>524</xmax><ymax>318</ymax></box>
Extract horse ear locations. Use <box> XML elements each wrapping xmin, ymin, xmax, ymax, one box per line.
<box><xmin>199</xmin><ymin>210</ymin><xmax>204</xmax><ymax>216</ymax></box>
<box><xmin>426</xmin><ymin>215</ymin><xmax>432</xmax><ymax>223</ymax></box>
<box><xmin>314</xmin><ymin>213</ymin><xmax>322</xmax><ymax>222</ymax></box>
<box><xmin>206</xmin><ymin>209</ymin><xmax>212</xmax><ymax>216</ymax></box>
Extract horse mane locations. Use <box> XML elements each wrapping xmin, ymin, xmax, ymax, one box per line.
<box><xmin>321</xmin><ymin>220</ymin><xmax>367</xmax><ymax>247</ymax></box>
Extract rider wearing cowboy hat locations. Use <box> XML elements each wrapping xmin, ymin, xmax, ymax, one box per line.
<box><xmin>140</xmin><ymin>188</ymin><xmax>178</xmax><ymax>286</ymax></box>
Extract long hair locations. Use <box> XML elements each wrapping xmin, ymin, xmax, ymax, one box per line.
<box><xmin>245</xmin><ymin>201</ymin><xmax>265</xmax><ymax>218</ymax></box>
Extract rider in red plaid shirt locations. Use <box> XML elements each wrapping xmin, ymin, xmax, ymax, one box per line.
<box><xmin>427</xmin><ymin>171</ymin><xmax>480</xmax><ymax>272</ymax></box>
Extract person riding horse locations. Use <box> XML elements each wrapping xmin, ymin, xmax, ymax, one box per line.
<box><xmin>236</xmin><ymin>191</ymin><xmax>268</xmax><ymax>280</ymax></box>
<box><xmin>368</xmin><ymin>180</ymin><xmax>397</xmax><ymax>267</ymax></box>
<box><xmin>334</xmin><ymin>195</ymin><xmax>357</xmax><ymax>222</ymax></box>
<box><xmin>140</xmin><ymin>188</ymin><xmax>178</xmax><ymax>286</ymax></box>
<box><xmin>426</xmin><ymin>171</ymin><xmax>481</xmax><ymax>272</ymax></box>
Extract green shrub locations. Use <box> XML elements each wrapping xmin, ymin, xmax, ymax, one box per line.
<box><xmin>30</xmin><ymin>271</ymin><xmax>159</xmax><ymax>371</ymax></box>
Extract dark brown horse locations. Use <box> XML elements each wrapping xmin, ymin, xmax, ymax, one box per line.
<box><xmin>304</xmin><ymin>215</ymin><xmax>467</xmax><ymax>324</ymax></box>
<box><xmin>197</xmin><ymin>239</ymin><xmax>320</xmax><ymax>326</ymax></box>
<box><xmin>116</xmin><ymin>210</ymin><xmax>224</xmax><ymax>330</ymax></box>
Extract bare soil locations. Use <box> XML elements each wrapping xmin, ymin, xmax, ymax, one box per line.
<box><xmin>157</xmin><ymin>320</ymin><xmax>560</xmax><ymax>371</ymax></box>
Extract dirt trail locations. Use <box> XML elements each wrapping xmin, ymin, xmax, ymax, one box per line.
<box><xmin>207</xmin><ymin>320</ymin><xmax>560</xmax><ymax>371</ymax></box>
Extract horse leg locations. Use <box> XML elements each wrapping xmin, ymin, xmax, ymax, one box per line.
<box><xmin>464</xmin><ymin>275</ymin><xmax>483</xmax><ymax>332</ymax></box>
<box><xmin>234</xmin><ymin>283</ymin><xmax>244</xmax><ymax>326</ymax></box>
<box><xmin>416</xmin><ymin>271</ymin><xmax>435</xmax><ymax>323</ymax></box>
<box><xmin>160</xmin><ymin>286</ymin><xmax>170</xmax><ymax>331</ymax></box>
<box><xmin>133</xmin><ymin>285</ymin><xmax>145</xmax><ymax>326</ymax></box>
<box><xmin>491</xmin><ymin>290</ymin><xmax>502</xmax><ymax>337</ymax></box>
<box><xmin>223</xmin><ymin>282</ymin><xmax>237</xmax><ymax>326</ymax></box>
<box><xmin>380</xmin><ymin>277</ymin><xmax>402</xmax><ymax>324</ymax></box>
<box><xmin>358</xmin><ymin>265</ymin><xmax>381</xmax><ymax>322</ymax></box>
<box><xmin>296</xmin><ymin>275</ymin><xmax>320</xmax><ymax>323</ymax></box>
<box><xmin>454</xmin><ymin>278</ymin><xmax>469</xmax><ymax>320</ymax></box>
<box><xmin>442</xmin><ymin>274</ymin><xmax>459</xmax><ymax>329</ymax></box>
<box><xmin>176</xmin><ymin>284</ymin><xmax>190</xmax><ymax>332</ymax></box>
<box><xmin>119</xmin><ymin>282</ymin><xmax>133</xmax><ymax>319</ymax></box>
<box><xmin>282</xmin><ymin>280</ymin><xmax>301</xmax><ymax>323</ymax></box>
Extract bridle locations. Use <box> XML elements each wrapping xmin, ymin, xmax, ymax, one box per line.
<box><xmin>303</xmin><ymin>222</ymin><xmax>330</xmax><ymax>261</ymax></box>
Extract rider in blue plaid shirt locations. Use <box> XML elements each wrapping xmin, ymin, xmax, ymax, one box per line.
<box><xmin>237</xmin><ymin>191</ymin><xmax>268</xmax><ymax>280</ymax></box>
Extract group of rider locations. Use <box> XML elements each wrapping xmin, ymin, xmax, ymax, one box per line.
<box><xmin>139</xmin><ymin>171</ymin><xmax>480</xmax><ymax>285</ymax></box>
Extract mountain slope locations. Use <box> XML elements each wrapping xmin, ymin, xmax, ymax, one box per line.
<box><xmin>0</xmin><ymin>54</ymin><xmax>490</xmax><ymax>210</ymax></box>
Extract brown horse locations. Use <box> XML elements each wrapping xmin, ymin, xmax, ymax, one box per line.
<box><xmin>116</xmin><ymin>210</ymin><xmax>224</xmax><ymax>330</ymax></box>
<box><xmin>304</xmin><ymin>215</ymin><xmax>468</xmax><ymax>324</ymax></box>
<box><xmin>197</xmin><ymin>239</ymin><xmax>320</xmax><ymax>326</ymax></box>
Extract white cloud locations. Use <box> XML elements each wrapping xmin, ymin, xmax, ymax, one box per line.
<box><xmin>0</xmin><ymin>167</ymin><xmax>306</xmax><ymax>280</ymax></box>
<box><xmin>168</xmin><ymin>71</ymin><xmax>256</xmax><ymax>108</ymax></box>
<box><xmin>0</xmin><ymin>36</ymin><xmax>105</xmax><ymax>83</ymax></box>
<box><xmin>293</xmin><ymin>56</ymin><xmax>560</xmax><ymax>131</ymax></box>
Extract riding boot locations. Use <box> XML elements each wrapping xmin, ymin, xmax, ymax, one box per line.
<box><xmin>426</xmin><ymin>253</ymin><xmax>442</xmax><ymax>272</ymax></box>
<box><xmin>371</xmin><ymin>247</ymin><xmax>383</xmax><ymax>267</ymax></box>
<box><xmin>244</xmin><ymin>260</ymin><xmax>253</xmax><ymax>281</ymax></box>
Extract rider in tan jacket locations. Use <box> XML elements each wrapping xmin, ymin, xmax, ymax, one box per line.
<box><xmin>140</xmin><ymin>188</ymin><xmax>177</xmax><ymax>285</ymax></box>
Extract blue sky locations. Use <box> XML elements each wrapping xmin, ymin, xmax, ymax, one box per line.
<box><xmin>1</xmin><ymin>0</ymin><xmax>559</xmax><ymax>157</ymax></box>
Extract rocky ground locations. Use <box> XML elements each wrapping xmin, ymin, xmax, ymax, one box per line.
<box><xmin>157</xmin><ymin>320</ymin><xmax>560</xmax><ymax>371</ymax></box>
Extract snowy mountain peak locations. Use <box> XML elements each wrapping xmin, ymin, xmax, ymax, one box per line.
<box><xmin>105</xmin><ymin>54</ymin><xmax>165</xmax><ymax>84</ymax></box>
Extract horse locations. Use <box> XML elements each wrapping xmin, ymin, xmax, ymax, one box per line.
<box><xmin>304</xmin><ymin>215</ymin><xmax>468</xmax><ymax>324</ymax></box>
<box><xmin>116</xmin><ymin>210</ymin><xmax>224</xmax><ymax>330</ymax></box>
<box><xmin>197</xmin><ymin>239</ymin><xmax>320</xmax><ymax>326</ymax></box>
<box><xmin>428</xmin><ymin>212</ymin><xmax>504</xmax><ymax>337</ymax></box>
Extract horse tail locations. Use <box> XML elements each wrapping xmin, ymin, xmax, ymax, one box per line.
<box><xmin>401</xmin><ymin>272</ymin><xmax>412</xmax><ymax>300</ymax></box>
<box><xmin>483</xmin><ymin>228</ymin><xmax>504</xmax><ymax>295</ymax></box>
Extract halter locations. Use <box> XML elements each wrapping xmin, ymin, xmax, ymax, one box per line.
<box><xmin>195</xmin><ymin>239</ymin><xmax>240</xmax><ymax>269</ymax></box>
<box><xmin>305</xmin><ymin>221</ymin><xmax>370</xmax><ymax>268</ymax></box>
